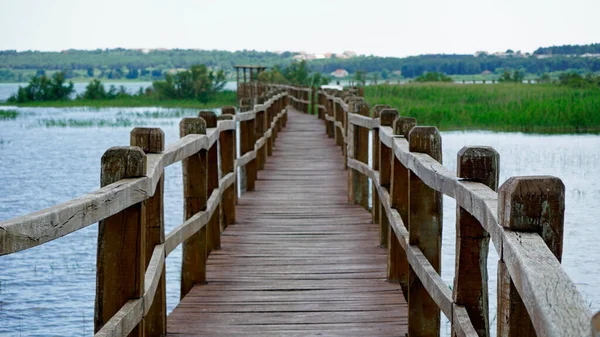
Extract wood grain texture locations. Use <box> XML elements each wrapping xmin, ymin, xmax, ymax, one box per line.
<box><xmin>180</xmin><ymin>118</ymin><xmax>208</xmax><ymax>299</ymax></box>
<box><xmin>95</xmin><ymin>147</ymin><xmax>147</xmax><ymax>336</ymax></box>
<box><xmin>167</xmin><ymin>108</ymin><xmax>407</xmax><ymax>337</ymax></box>
<box><xmin>131</xmin><ymin>127</ymin><xmax>166</xmax><ymax>337</ymax></box>
<box><xmin>453</xmin><ymin>146</ymin><xmax>498</xmax><ymax>337</ymax></box>
<box><xmin>408</xmin><ymin>126</ymin><xmax>443</xmax><ymax>337</ymax></box>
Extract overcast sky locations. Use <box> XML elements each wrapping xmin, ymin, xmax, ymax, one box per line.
<box><xmin>0</xmin><ymin>0</ymin><xmax>598</xmax><ymax>57</ymax></box>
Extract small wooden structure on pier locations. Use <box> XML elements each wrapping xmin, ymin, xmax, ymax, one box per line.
<box><xmin>0</xmin><ymin>84</ymin><xmax>599</xmax><ymax>337</ymax></box>
<box><xmin>235</xmin><ymin>65</ymin><xmax>267</xmax><ymax>106</ymax></box>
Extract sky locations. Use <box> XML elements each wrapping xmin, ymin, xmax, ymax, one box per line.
<box><xmin>0</xmin><ymin>0</ymin><xmax>598</xmax><ymax>57</ymax></box>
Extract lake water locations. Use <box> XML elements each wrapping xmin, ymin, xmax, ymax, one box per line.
<box><xmin>0</xmin><ymin>107</ymin><xmax>598</xmax><ymax>336</ymax></box>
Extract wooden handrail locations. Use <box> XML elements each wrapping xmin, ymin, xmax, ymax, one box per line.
<box><xmin>0</xmin><ymin>88</ymin><xmax>289</xmax><ymax>337</ymax></box>
<box><xmin>318</xmin><ymin>87</ymin><xmax>597</xmax><ymax>337</ymax></box>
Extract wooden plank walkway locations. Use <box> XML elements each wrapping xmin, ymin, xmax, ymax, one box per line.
<box><xmin>167</xmin><ymin>108</ymin><xmax>408</xmax><ymax>336</ymax></box>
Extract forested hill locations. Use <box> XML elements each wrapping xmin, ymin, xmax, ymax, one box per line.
<box><xmin>0</xmin><ymin>44</ymin><xmax>599</xmax><ymax>82</ymax></box>
<box><xmin>534</xmin><ymin>43</ymin><xmax>600</xmax><ymax>55</ymax></box>
<box><xmin>0</xmin><ymin>49</ymin><xmax>296</xmax><ymax>71</ymax></box>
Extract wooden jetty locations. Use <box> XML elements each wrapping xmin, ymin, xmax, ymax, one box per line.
<box><xmin>0</xmin><ymin>85</ymin><xmax>598</xmax><ymax>337</ymax></box>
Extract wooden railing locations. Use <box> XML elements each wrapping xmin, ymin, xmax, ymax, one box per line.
<box><xmin>0</xmin><ymin>88</ymin><xmax>288</xmax><ymax>337</ymax></box>
<box><xmin>316</xmin><ymin>87</ymin><xmax>600</xmax><ymax>337</ymax></box>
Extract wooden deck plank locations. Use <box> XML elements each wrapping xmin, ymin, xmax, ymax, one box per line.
<box><xmin>167</xmin><ymin>108</ymin><xmax>408</xmax><ymax>336</ymax></box>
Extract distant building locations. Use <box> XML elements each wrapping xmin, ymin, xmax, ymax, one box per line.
<box><xmin>331</xmin><ymin>69</ymin><xmax>349</xmax><ymax>78</ymax></box>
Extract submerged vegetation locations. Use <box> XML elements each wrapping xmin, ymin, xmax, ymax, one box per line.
<box><xmin>0</xmin><ymin>109</ymin><xmax>19</xmax><ymax>119</ymax></box>
<box><xmin>364</xmin><ymin>83</ymin><xmax>600</xmax><ymax>132</ymax></box>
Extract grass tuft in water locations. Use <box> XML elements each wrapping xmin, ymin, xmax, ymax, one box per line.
<box><xmin>0</xmin><ymin>110</ymin><xmax>19</xmax><ymax>120</ymax></box>
<box><xmin>37</xmin><ymin>117</ymin><xmax>175</xmax><ymax>128</ymax></box>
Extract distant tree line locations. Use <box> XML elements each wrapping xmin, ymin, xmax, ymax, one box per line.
<box><xmin>309</xmin><ymin>54</ymin><xmax>600</xmax><ymax>78</ymax></box>
<box><xmin>534</xmin><ymin>43</ymin><xmax>600</xmax><ymax>55</ymax></box>
<box><xmin>1</xmin><ymin>44</ymin><xmax>600</xmax><ymax>83</ymax></box>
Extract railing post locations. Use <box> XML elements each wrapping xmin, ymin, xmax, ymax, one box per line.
<box><xmin>311</xmin><ymin>86</ymin><xmax>316</xmax><ymax>115</ymax></box>
<box><xmin>199</xmin><ymin>111</ymin><xmax>221</xmax><ymax>252</ymax></box>
<box><xmin>371</xmin><ymin>108</ymin><xmax>381</xmax><ymax>226</ymax></box>
<box><xmin>452</xmin><ymin>146</ymin><xmax>499</xmax><ymax>337</ymax></box>
<box><xmin>377</xmin><ymin>109</ymin><xmax>397</xmax><ymax>247</ymax></box>
<box><xmin>408</xmin><ymin>126</ymin><xmax>443</xmax><ymax>337</ymax></box>
<box><xmin>593</xmin><ymin>312</ymin><xmax>600</xmax><ymax>337</ymax></box>
<box><xmin>388</xmin><ymin>113</ymin><xmax>411</xmax><ymax>300</ymax></box>
<box><xmin>351</xmin><ymin>102</ymin><xmax>369</xmax><ymax>210</ymax></box>
<box><xmin>218</xmin><ymin>113</ymin><xmax>236</xmax><ymax>230</ymax></box>
<box><xmin>335</xmin><ymin>101</ymin><xmax>344</xmax><ymax>148</ymax></box>
<box><xmin>370</xmin><ymin>105</ymin><xmax>390</xmax><ymax>237</ymax></box>
<box><xmin>497</xmin><ymin>176</ymin><xmax>565</xmax><ymax>337</ymax></box>
<box><xmin>95</xmin><ymin>146</ymin><xmax>147</xmax><ymax>336</ymax></box>
<box><xmin>326</xmin><ymin>98</ymin><xmax>334</xmax><ymax>138</ymax></box>
<box><xmin>180</xmin><ymin>117</ymin><xmax>208</xmax><ymax>298</ymax></box>
<box><xmin>270</xmin><ymin>104</ymin><xmax>277</xmax><ymax>154</ymax></box>
<box><xmin>255</xmin><ymin>108</ymin><xmax>266</xmax><ymax>170</ymax></box>
<box><xmin>222</xmin><ymin>106</ymin><xmax>237</xmax><ymax>206</ymax></box>
<box><xmin>131</xmin><ymin>128</ymin><xmax>166</xmax><ymax>337</ymax></box>
<box><xmin>240</xmin><ymin>114</ymin><xmax>257</xmax><ymax>192</ymax></box>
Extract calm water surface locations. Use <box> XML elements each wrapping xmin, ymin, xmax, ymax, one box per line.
<box><xmin>0</xmin><ymin>107</ymin><xmax>598</xmax><ymax>336</ymax></box>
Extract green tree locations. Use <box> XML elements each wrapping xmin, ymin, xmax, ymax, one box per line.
<box><xmin>414</xmin><ymin>71</ymin><xmax>452</xmax><ymax>82</ymax></box>
<box><xmin>81</xmin><ymin>79</ymin><xmax>106</xmax><ymax>99</ymax></box>
<box><xmin>152</xmin><ymin>64</ymin><xmax>226</xmax><ymax>102</ymax></box>
<box><xmin>8</xmin><ymin>71</ymin><xmax>74</xmax><ymax>102</ymax></box>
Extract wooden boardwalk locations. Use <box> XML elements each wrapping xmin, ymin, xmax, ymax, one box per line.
<box><xmin>167</xmin><ymin>108</ymin><xmax>408</xmax><ymax>336</ymax></box>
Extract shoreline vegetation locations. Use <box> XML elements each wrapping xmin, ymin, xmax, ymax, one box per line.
<box><xmin>364</xmin><ymin>82</ymin><xmax>600</xmax><ymax>133</ymax></box>
<box><xmin>3</xmin><ymin>93</ymin><xmax>236</xmax><ymax>109</ymax></box>
<box><xmin>3</xmin><ymin>64</ymin><xmax>237</xmax><ymax>108</ymax></box>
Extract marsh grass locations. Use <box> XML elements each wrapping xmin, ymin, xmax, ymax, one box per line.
<box><xmin>364</xmin><ymin>83</ymin><xmax>600</xmax><ymax>133</ymax></box>
<box><xmin>37</xmin><ymin>117</ymin><xmax>175</xmax><ymax>128</ymax></box>
<box><xmin>3</xmin><ymin>91</ymin><xmax>237</xmax><ymax>109</ymax></box>
<box><xmin>0</xmin><ymin>110</ymin><xmax>19</xmax><ymax>120</ymax></box>
<box><xmin>116</xmin><ymin>109</ymin><xmax>200</xmax><ymax>119</ymax></box>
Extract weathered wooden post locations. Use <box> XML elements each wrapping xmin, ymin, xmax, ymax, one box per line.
<box><xmin>240</xmin><ymin>113</ymin><xmax>257</xmax><ymax>192</ymax></box>
<box><xmin>408</xmin><ymin>126</ymin><xmax>443</xmax><ymax>337</ymax></box>
<box><xmin>497</xmin><ymin>176</ymin><xmax>565</xmax><ymax>337</ymax></box>
<box><xmin>218</xmin><ymin>113</ymin><xmax>236</xmax><ymax>230</ymax></box>
<box><xmin>371</xmin><ymin>105</ymin><xmax>390</xmax><ymax>227</ymax></box>
<box><xmin>388</xmin><ymin>117</ymin><xmax>417</xmax><ymax>294</ymax></box>
<box><xmin>351</xmin><ymin>102</ymin><xmax>370</xmax><ymax>210</ymax></box>
<box><xmin>377</xmin><ymin>109</ymin><xmax>397</xmax><ymax>247</ymax></box>
<box><xmin>593</xmin><ymin>312</ymin><xmax>600</xmax><ymax>337</ymax></box>
<box><xmin>255</xmin><ymin>108</ymin><xmax>266</xmax><ymax>170</ymax></box>
<box><xmin>452</xmin><ymin>146</ymin><xmax>499</xmax><ymax>337</ymax></box>
<box><xmin>304</xmin><ymin>88</ymin><xmax>310</xmax><ymax>113</ymax></box>
<box><xmin>180</xmin><ymin>117</ymin><xmax>208</xmax><ymax>298</ymax></box>
<box><xmin>95</xmin><ymin>146</ymin><xmax>147</xmax><ymax>336</ymax></box>
<box><xmin>221</xmin><ymin>106</ymin><xmax>237</xmax><ymax>205</ymax></box>
<box><xmin>326</xmin><ymin>98</ymin><xmax>334</xmax><ymax>138</ymax></box>
<box><xmin>130</xmin><ymin>128</ymin><xmax>166</xmax><ymax>337</ymax></box>
<box><xmin>335</xmin><ymin>101</ymin><xmax>344</xmax><ymax>148</ymax></box>
<box><xmin>311</xmin><ymin>86</ymin><xmax>316</xmax><ymax>115</ymax></box>
<box><xmin>199</xmin><ymin>111</ymin><xmax>221</xmax><ymax>252</ymax></box>
<box><xmin>387</xmin><ymin>113</ymin><xmax>411</xmax><ymax>300</ymax></box>
<box><xmin>267</xmin><ymin>106</ymin><xmax>274</xmax><ymax>156</ymax></box>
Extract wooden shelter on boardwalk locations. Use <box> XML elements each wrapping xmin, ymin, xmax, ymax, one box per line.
<box><xmin>235</xmin><ymin>65</ymin><xmax>267</xmax><ymax>108</ymax></box>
